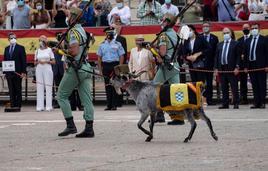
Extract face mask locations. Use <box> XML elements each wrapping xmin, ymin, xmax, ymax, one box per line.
<box><xmin>203</xmin><ymin>27</ymin><xmax>210</xmax><ymax>34</ymax></box>
<box><xmin>39</xmin><ymin>41</ymin><xmax>45</xmax><ymax>48</ymax></box>
<box><xmin>17</xmin><ymin>1</ymin><xmax>25</xmax><ymax>6</ymax></box>
<box><xmin>242</xmin><ymin>29</ymin><xmax>250</xmax><ymax>35</ymax></box>
<box><xmin>107</xmin><ymin>33</ymin><xmax>114</xmax><ymax>40</ymax></box>
<box><xmin>223</xmin><ymin>34</ymin><xmax>231</xmax><ymax>41</ymax></box>
<box><xmin>251</xmin><ymin>29</ymin><xmax>259</xmax><ymax>36</ymax></box>
<box><xmin>36</xmin><ymin>5</ymin><xmax>42</xmax><ymax>10</ymax></box>
<box><xmin>116</xmin><ymin>3</ymin><xmax>123</xmax><ymax>9</ymax></box>
<box><xmin>188</xmin><ymin>31</ymin><xmax>193</xmax><ymax>38</ymax></box>
<box><xmin>10</xmin><ymin>38</ymin><xmax>16</xmax><ymax>44</ymax></box>
<box><xmin>165</xmin><ymin>0</ymin><xmax>171</xmax><ymax>4</ymax></box>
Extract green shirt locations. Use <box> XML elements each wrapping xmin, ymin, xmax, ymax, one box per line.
<box><xmin>158</xmin><ymin>28</ymin><xmax>178</xmax><ymax>60</ymax></box>
<box><xmin>66</xmin><ymin>24</ymin><xmax>88</xmax><ymax>61</ymax></box>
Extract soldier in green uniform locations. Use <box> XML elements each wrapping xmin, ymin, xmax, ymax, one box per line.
<box><xmin>57</xmin><ymin>7</ymin><xmax>95</xmax><ymax>138</ymax></box>
<box><xmin>153</xmin><ymin>13</ymin><xmax>185</xmax><ymax>125</ymax></box>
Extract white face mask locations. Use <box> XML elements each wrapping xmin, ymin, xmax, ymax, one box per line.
<box><xmin>188</xmin><ymin>31</ymin><xmax>193</xmax><ymax>38</ymax></box>
<box><xmin>223</xmin><ymin>33</ymin><xmax>231</xmax><ymax>41</ymax></box>
<box><xmin>10</xmin><ymin>38</ymin><xmax>17</xmax><ymax>44</ymax></box>
<box><xmin>36</xmin><ymin>5</ymin><xmax>42</xmax><ymax>10</ymax></box>
<box><xmin>251</xmin><ymin>29</ymin><xmax>259</xmax><ymax>36</ymax></box>
<box><xmin>116</xmin><ymin>3</ymin><xmax>124</xmax><ymax>9</ymax></box>
<box><xmin>203</xmin><ymin>27</ymin><xmax>210</xmax><ymax>34</ymax></box>
<box><xmin>39</xmin><ymin>41</ymin><xmax>45</xmax><ymax>48</ymax></box>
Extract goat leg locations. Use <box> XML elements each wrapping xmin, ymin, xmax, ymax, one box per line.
<box><xmin>145</xmin><ymin>113</ymin><xmax>155</xmax><ymax>142</ymax></box>
<box><xmin>137</xmin><ymin>112</ymin><xmax>152</xmax><ymax>142</ymax></box>
<box><xmin>184</xmin><ymin>110</ymin><xmax>197</xmax><ymax>143</ymax></box>
<box><xmin>199</xmin><ymin>108</ymin><xmax>218</xmax><ymax>141</ymax></box>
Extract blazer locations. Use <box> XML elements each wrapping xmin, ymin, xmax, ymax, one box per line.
<box><xmin>3</xmin><ymin>44</ymin><xmax>27</xmax><ymax>74</ymax></box>
<box><xmin>214</xmin><ymin>40</ymin><xmax>240</xmax><ymax>71</ymax></box>
<box><xmin>201</xmin><ymin>33</ymin><xmax>219</xmax><ymax>69</ymax></box>
<box><xmin>244</xmin><ymin>35</ymin><xmax>268</xmax><ymax>69</ymax></box>
<box><xmin>237</xmin><ymin>35</ymin><xmax>251</xmax><ymax>68</ymax></box>
<box><xmin>116</xmin><ymin>35</ymin><xmax>128</xmax><ymax>63</ymax></box>
<box><xmin>183</xmin><ymin>35</ymin><xmax>210</xmax><ymax>68</ymax></box>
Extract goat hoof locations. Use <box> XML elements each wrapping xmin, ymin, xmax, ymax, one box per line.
<box><xmin>213</xmin><ymin>135</ymin><xmax>218</xmax><ymax>141</ymax></box>
<box><xmin>145</xmin><ymin>136</ymin><xmax>153</xmax><ymax>142</ymax></box>
<box><xmin>184</xmin><ymin>138</ymin><xmax>190</xmax><ymax>143</ymax></box>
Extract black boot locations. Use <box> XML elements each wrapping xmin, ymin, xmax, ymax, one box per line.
<box><xmin>76</xmin><ymin>121</ymin><xmax>95</xmax><ymax>138</ymax></box>
<box><xmin>155</xmin><ymin>111</ymin><xmax>165</xmax><ymax>123</ymax></box>
<box><xmin>58</xmin><ymin>117</ymin><xmax>77</xmax><ymax>136</ymax></box>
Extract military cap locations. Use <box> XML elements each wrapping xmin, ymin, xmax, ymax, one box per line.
<box><xmin>70</xmin><ymin>7</ymin><xmax>82</xmax><ymax>16</ymax></box>
<box><xmin>103</xmin><ymin>26</ymin><xmax>115</xmax><ymax>33</ymax></box>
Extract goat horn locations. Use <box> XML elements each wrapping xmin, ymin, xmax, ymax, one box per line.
<box><xmin>129</xmin><ymin>70</ymin><xmax>147</xmax><ymax>78</ymax></box>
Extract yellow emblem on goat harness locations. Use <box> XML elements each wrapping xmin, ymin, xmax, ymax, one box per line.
<box><xmin>156</xmin><ymin>82</ymin><xmax>203</xmax><ymax>111</ymax></box>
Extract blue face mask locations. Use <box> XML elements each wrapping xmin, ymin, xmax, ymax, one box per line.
<box><xmin>165</xmin><ymin>0</ymin><xmax>171</xmax><ymax>4</ymax></box>
<box><xmin>223</xmin><ymin>34</ymin><xmax>231</xmax><ymax>41</ymax></box>
<box><xmin>17</xmin><ymin>0</ymin><xmax>25</xmax><ymax>6</ymax></box>
<box><xmin>116</xmin><ymin>3</ymin><xmax>124</xmax><ymax>9</ymax></box>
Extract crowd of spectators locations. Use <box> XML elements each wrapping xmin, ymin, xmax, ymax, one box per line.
<box><xmin>1</xmin><ymin>0</ymin><xmax>268</xmax><ymax>30</ymax></box>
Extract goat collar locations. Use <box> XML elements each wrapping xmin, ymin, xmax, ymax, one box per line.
<box><xmin>121</xmin><ymin>79</ymin><xmax>134</xmax><ymax>90</ymax></box>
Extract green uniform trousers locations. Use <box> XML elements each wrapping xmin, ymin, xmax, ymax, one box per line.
<box><xmin>57</xmin><ymin>63</ymin><xmax>94</xmax><ymax>121</ymax></box>
<box><xmin>153</xmin><ymin>63</ymin><xmax>184</xmax><ymax>121</ymax></box>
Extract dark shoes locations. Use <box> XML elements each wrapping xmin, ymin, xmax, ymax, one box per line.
<box><xmin>58</xmin><ymin>117</ymin><xmax>77</xmax><ymax>136</ymax></box>
<box><xmin>218</xmin><ymin>105</ymin><xmax>229</xmax><ymax>109</ymax></box>
<box><xmin>104</xmin><ymin>107</ymin><xmax>117</xmax><ymax>111</ymax></box>
<box><xmin>251</xmin><ymin>104</ymin><xmax>266</xmax><ymax>109</ymax></box>
<box><xmin>76</xmin><ymin>121</ymin><xmax>95</xmax><ymax>138</ymax></box>
<box><xmin>167</xmin><ymin>120</ymin><xmax>185</xmax><ymax>125</ymax></box>
<box><xmin>233</xmin><ymin>104</ymin><xmax>239</xmax><ymax>109</ymax></box>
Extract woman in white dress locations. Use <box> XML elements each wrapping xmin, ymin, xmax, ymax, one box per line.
<box><xmin>34</xmin><ymin>35</ymin><xmax>55</xmax><ymax>111</ymax></box>
<box><xmin>248</xmin><ymin>0</ymin><xmax>265</xmax><ymax>20</ymax></box>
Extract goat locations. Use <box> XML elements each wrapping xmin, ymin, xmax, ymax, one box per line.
<box><xmin>110</xmin><ymin>71</ymin><xmax>218</xmax><ymax>143</ymax></box>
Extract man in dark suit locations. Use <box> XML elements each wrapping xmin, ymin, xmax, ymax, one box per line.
<box><xmin>214</xmin><ymin>27</ymin><xmax>240</xmax><ymax>109</ymax></box>
<box><xmin>244</xmin><ymin>23</ymin><xmax>268</xmax><ymax>109</ymax></box>
<box><xmin>114</xmin><ymin>22</ymin><xmax>127</xmax><ymax>107</ymax></box>
<box><xmin>202</xmin><ymin>21</ymin><xmax>219</xmax><ymax>105</ymax></box>
<box><xmin>237</xmin><ymin>23</ymin><xmax>251</xmax><ymax>105</ymax></box>
<box><xmin>3</xmin><ymin>32</ymin><xmax>27</xmax><ymax>110</ymax></box>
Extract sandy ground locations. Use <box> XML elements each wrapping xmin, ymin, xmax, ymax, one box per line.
<box><xmin>0</xmin><ymin>104</ymin><xmax>268</xmax><ymax>171</ymax></box>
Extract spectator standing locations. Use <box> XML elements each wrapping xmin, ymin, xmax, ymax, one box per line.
<box><xmin>52</xmin><ymin>0</ymin><xmax>69</xmax><ymax>28</ymax></box>
<box><xmin>97</xmin><ymin>27</ymin><xmax>125</xmax><ymax>111</ymax></box>
<box><xmin>128</xmin><ymin>35</ymin><xmax>155</xmax><ymax>81</ymax></box>
<box><xmin>32</xmin><ymin>1</ymin><xmax>51</xmax><ymax>29</ymax></box>
<box><xmin>93</xmin><ymin>0</ymin><xmax>112</xmax><ymax>26</ymax></box>
<box><xmin>137</xmin><ymin>0</ymin><xmax>163</xmax><ymax>25</ymax></box>
<box><xmin>203</xmin><ymin>0</ymin><xmax>214</xmax><ymax>21</ymax></box>
<box><xmin>161</xmin><ymin>0</ymin><xmax>179</xmax><ymax>16</ymax></box>
<box><xmin>182</xmin><ymin>0</ymin><xmax>202</xmax><ymax>23</ymax></box>
<box><xmin>202</xmin><ymin>22</ymin><xmax>219</xmax><ymax>105</ymax></box>
<box><xmin>237</xmin><ymin>23</ymin><xmax>251</xmax><ymax>104</ymax></box>
<box><xmin>244</xmin><ymin>23</ymin><xmax>268</xmax><ymax>109</ymax></box>
<box><xmin>3</xmin><ymin>33</ymin><xmax>27</xmax><ymax>111</ymax></box>
<box><xmin>34</xmin><ymin>35</ymin><xmax>55</xmax><ymax>112</ymax></box>
<box><xmin>214</xmin><ymin>27</ymin><xmax>240</xmax><ymax>109</ymax></box>
<box><xmin>248</xmin><ymin>0</ymin><xmax>265</xmax><ymax>20</ymax></box>
<box><xmin>4</xmin><ymin>0</ymin><xmax>17</xmax><ymax>29</ymax></box>
<box><xmin>108</xmin><ymin>0</ymin><xmax>131</xmax><ymax>26</ymax></box>
<box><xmin>12</xmin><ymin>0</ymin><xmax>32</xmax><ymax>29</ymax></box>
<box><xmin>183</xmin><ymin>25</ymin><xmax>210</xmax><ymax>83</ymax></box>
<box><xmin>235</xmin><ymin>0</ymin><xmax>250</xmax><ymax>20</ymax></box>
<box><xmin>79</xmin><ymin>0</ymin><xmax>96</xmax><ymax>27</ymax></box>
<box><xmin>213</xmin><ymin>0</ymin><xmax>236</xmax><ymax>21</ymax></box>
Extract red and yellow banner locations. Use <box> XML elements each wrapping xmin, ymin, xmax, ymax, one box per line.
<box><xmin>1</xmin><ymin>21</ymin><xmax>268</xmax><ymax>63</ymax></box>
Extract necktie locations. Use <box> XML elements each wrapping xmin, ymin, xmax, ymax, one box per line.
<box><xmin>205</xmin><ymin>35</ymin><xmax>209</xmax><ymax>42</ymax></box>
<box><xmin>9</xmin><ymin>45</ymin><xmax>14</xmax><ymax>59</ymax></box>
<box><xmin>221</xmin><ymin>41</ymin><xmax>229</xmax><ymax>65</ymax></box>
<box><xmin>250</xmin><ymin>38</ymin><xmax>256</xmax><ymax>61</ymax></box>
